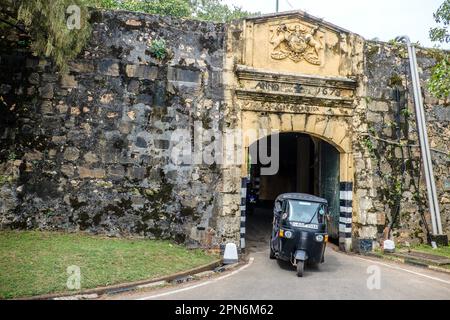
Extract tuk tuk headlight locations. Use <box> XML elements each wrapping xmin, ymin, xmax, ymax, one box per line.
<box><xmin>315</xmin><ymin>235</ymin><xmax>324</xmax><ymax>242</ymax></box>
<box><xmin>284</xmin><ymin>231</ymin><xmax>293</xmax><ymax>239</ymax></box>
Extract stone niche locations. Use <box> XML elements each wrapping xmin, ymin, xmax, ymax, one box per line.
<box><xmin>242</xmin><ymin>12</ymin><xmax>354</xmax><ymax>77</ymax></box>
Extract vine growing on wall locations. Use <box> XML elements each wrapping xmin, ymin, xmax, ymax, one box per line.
<box><xmin>1</xmin><ymin>0</ymin><xmax>92</xmax><ymax>72</ymax></box>
<box><xmin>362</xmin><ymin>85</ymin><xmax>430</xmax><ymax>242</ymax></box>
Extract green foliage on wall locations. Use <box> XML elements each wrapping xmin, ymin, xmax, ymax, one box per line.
<box><xmin>83</xmin><ymin>0</ymin><xmax>258</xmax><ymax>21</ymax></box>
<box><xmin>0</xmin><ymin>0</ymin><xmax>257</xmax><ymax>72</ymax></box>
<box><xmin>429</xmin><ymin>57</ymin><xmax>450</xmax><ymax>99</ymax></box>
<box><xmin>83</xmin><ymin>0</ymin><xmax>192</xmax><ymax>18</ymax></box>
<box><xmin>192</xmin><ymin>0</ymin><xmax>258</xmax><ymax>22</ymax></box>
<box><xmin>148</xmin><ymin>38</ymin><xmax>168</xmax><ymax>60</ymax></box>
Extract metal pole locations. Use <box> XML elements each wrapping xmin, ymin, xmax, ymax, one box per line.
<box><xmin>396</xmin><ymin>36</ymin><xmax>443</xmax><ymax>236</ymax></box>
<box><xmin>276</xmin><ymin>0</ymin><xmax>279</xmax><ymax>12</ymax></box>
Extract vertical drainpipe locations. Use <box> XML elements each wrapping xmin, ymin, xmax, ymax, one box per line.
<box><xmin>396</xmin><ymin>36</ymin><xmax>444</xmax><ymax>237</ymax></box>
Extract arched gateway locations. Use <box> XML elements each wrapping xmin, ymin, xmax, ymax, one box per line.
<box><xmin>219</xmin><ymin>11</ymin><xmax>364</xmax><ymax>252</ymax></box>
<box><xmin>239</xmin><ymin>117</ymin><xmax>354</xmax><ymax>252</ymax></box>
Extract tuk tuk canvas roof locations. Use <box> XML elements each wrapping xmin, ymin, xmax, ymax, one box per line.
<box><xmin>276</xmin><ymin>193</ymin><xmax>328</xmax><ymax>204</ymax></box>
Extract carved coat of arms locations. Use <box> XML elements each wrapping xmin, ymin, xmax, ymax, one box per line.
<box><xmin>270</xmin><ymin>23</ymin><xmax>323</xmax><ymax>65</ymax></box>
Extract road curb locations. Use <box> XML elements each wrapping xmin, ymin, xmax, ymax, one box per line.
<box><xmin>328</xmin><ymin>243</ymin><xmax>450</xmax><ymax>275</ymax></box>
<box><xmin>18</xmin><ymin>259</ymin><xmax>223</xmax><ymax>300</ymax></box>
<box><xmin>365</xmin><ymin>252</ymin><xmax>450</xmax><ymax>275</ymax></box>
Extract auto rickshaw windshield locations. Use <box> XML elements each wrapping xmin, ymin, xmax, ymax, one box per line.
<box><xmin>287</xmin><ymin>200</ymin><xmax>325</xmax><ymax>224</ymax></box>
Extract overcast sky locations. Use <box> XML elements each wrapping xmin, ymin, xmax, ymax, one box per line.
<box><xmin>223</xmin><ymin>0</ymin><xmax>448</xmax><ymax>49</ymax></box>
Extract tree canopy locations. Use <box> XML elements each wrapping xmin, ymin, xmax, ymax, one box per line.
<box><xmin>0</xmin><ymin>0</ymin><xmax>258</xmax><ymax>71</ymax></box>
<box><xmin>428</xmin><ymin>0</ymin><xmax>450</xmax><ymax>99</ymax></box>
<box><xmin>82</xmin><ymin>0</ymin><xmax>192</xmax><ymax>18</ymax></box>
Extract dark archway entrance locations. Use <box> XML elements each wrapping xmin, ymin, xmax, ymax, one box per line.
<box><xmin>245</xmin><ymin>132</ymin><xmax>340</xmax><ymax>252</ymax></box>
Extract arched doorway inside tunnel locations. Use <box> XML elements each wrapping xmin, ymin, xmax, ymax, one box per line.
<box><xmin>244</xmin><ymin>132</ymin><xmax>340</xmax><ymax>252</ymax></box>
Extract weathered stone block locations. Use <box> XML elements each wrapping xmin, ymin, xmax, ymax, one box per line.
<box><xmin>119</xmin><ymin>121</ymin><xmax>133</xmax><ymax>134</ymax></box>
<box><xmin>376</xmin><ymin>212</ymin><xmax>386</xmax><ymax>225</ymax></box>
<box><xmin>127</xmin><ymin>166</ymin><xmax>146</xmax><ymax>180</ymax></box>
<box><xmin>135</xmin><ymin>136</ymin><xmax>148</xmax><ymax>148</ymax></box>
<box><xmin>78</xmin><ymin>167</ymin><xmax>106</xmax><ymax>179</ymax></box>
<box><xmin>24</xmin><ymin>150</ymin><xmax>43</xmax><ymax>161</ymax></box>
<box><xmin>39</xmin><ymin>83</ymin><xmax>54</xmax><ymax>99</ymax></box>
<box><xmin>61</xmin><ymin>164</ymin><xmax>75</xmax><ymax>177</ymax></box>
<box><xmin>131</xmin><ymin>195</ymin><xmax>145</xmax><ymax>209</ymax></box>
<box><xmin>125</xmin><ymin>19</ymin><xmax>142</xmax><ymax>26</ymax></box>
<box><xmin>70</xmin><ymin>107</ymin><xmax>81</xmax><ymax>116</ymax></box>
<box><xmin>69</xmin><ymin>62</ymin><xmax>94</xmax><ymax>73</ymax></box>
<box><xmin>64</xmin><ymin>147</ymin><xmax>80</xmax><ymax>161</ymax></box>
<box><xmin>366</xmin><ymin>111</ymin><xmax>383</xmax><ymax>123</ymax></box>
<box><xmin>60</xmin><ymin>74</ymin><xmax>78</xmax><ymax>88</ymax></box>
<box><xmin>154</xmin><ymin>139</ymin><xmax>170</xmax><ymax>150</ymax></box>
<box><xmin>108</xmin><ymin>166</ymin><xmax>125</xmax><ymax>180</ymax></box>
<box><xmin>48</xmin><ymin>149</ymin><xmax>57</xmax><ymax>158</ymax></box>
<box><xmin>42</xmin><ymin>73</ymin><xmax>58</xmax><ymax>82</ymax></box>
<box><xmin>40</xmin><ymin>101</ymin><xmax>53</xmax><ymax>115</ymax></box>
<box><xmin>210</xmin><ymin>69</ymin><xmax>223</xmax><ymax>88</ymax></box>
<box><xmin>100</xmin><ymin>93</ymin><xmax>114</xmax><ymax>104</ymax></box>
<box><xmin>368</xmin><ymin>101</ymin><xmax>389</xmax><ymax>112</ymax></box>
<box><xmin>394</xmin><ymin>147</ymin><xmax>403</xmax><ymax>158</ymax></box>
<box><xmin>125</xmin><ymin>65</ymin><xmax>158</xmax><ymax>80</ymax></box>
<box><xmin>84</xmin><ymin>152</ymin><xmax>99</xmax><ymax>164</ymax></box>
<box><xmin>28</xmin><ymin>73</ymin><xmax>40</xmax><ymax>85</ymax></box>
<box><xmin>57</xmin><ymin>103</ymin><xmax>69</xmax><ymax>114</ymax></box>
<box><xmin>106</xmin><ymin>112</ymin><xmax>119</xmax><ymax>119</ymax></box>
<box><xmin>52</xmin><ymin>136</ymin><xmax>66</xmax><ymax>144</ymax></box>
<box><xmin>98</xmin><ymin>60</ymin><xmax>120</xmax><ymax>76</ymax></box>
<box><xmin>167</xmin><ymin>67</ymin><xmax>201</xmax><ymax>83</ymax></box>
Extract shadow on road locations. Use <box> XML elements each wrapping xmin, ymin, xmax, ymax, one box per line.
<box><xmin>246</xmin><ymin>207</ymin><xmax>273</xmax><ymax>253</ymax></box>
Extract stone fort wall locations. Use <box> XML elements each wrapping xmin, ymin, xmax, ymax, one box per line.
<box><xmin>0</xmin><ymin>9</ymin><xmax>448</xmax><ymax>250</ymax></box>
<box><xmin>0</xmin><ymin>10</ymin><xmax>228</xmax><ymax>247</ymax></box>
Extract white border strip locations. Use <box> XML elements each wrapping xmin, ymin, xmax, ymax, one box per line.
<box><xmin>137</xmin><ymin>257</ymin><xmax>255</xmax><ymax>300</ymax></box>
<box><xmin>339</xmin><ymin>225</ymin><xmax>352</xmax><ymax>233</ymax></box>
<box><xmin>340</xmin><ymin>206</ymin><xmax>352</xmax><ymax>213</ymax></box>
<box><xmin>339</xmin><ymin>191</ymin><xmax>352</xmax><ymax>201</ymax></box>
<box><xmin>339</xmin><ymin>217</ymin><xmax>352</xmax><ymax>224</ymax></box>
<box><xmin>355</xmin><ymin>256</ymin><xmax>450</xmax><ymax>285</ymax></box>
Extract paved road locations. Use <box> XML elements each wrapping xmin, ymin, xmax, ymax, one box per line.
<box><xmin>110</xmin><ymin>209</ymin><xmax>450</xmax><ymax>300</ymax></box>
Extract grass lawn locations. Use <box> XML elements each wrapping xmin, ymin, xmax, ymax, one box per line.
<box><xmin>0</xmin><ymin>231</ymin><xmax>219</xmax><ymax>299</ymax></box>
<box><xmin>411</xmin><ymin>244</ymin><xmax>450</xmax><ymax>259</ymax></box>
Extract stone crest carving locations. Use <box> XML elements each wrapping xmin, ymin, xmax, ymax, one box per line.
<box><xmin>270</xmin><ymin>23</ymin><xmax>323</xmax><ymax>65</ymax></box>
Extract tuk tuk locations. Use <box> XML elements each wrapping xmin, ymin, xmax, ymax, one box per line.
<box><xmin>269</xmin><ymin>193</ymin><xmax>329</xmax><ymax>277</ymax></box>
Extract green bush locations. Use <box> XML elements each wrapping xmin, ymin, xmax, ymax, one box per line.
<box><xmin>149</xmin><ymin>38</ymin><xmax>168</xmax><ymax>60</ymax></box>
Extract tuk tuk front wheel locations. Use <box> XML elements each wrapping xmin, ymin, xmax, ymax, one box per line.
<box><xmin>269</xmin><ymin>246</ymin><xmax>276</xmax><ymax>260</ymax></box>
<box><xmin>296</xmin><ymin>260</ymin><xmax>305</xmax><ymax>277</ymax></box>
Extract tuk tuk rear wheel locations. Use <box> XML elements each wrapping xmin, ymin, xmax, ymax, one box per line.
<box><xmin>296</xmin><ymin>260</ymin><xmax>304</xmax><ymax>277</ymax></box>
<box><xmin>269</xmin><ymin>246</ymin><xmax>276</xmax><ymax>259</ymax></box>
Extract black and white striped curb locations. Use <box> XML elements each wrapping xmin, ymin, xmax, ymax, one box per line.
<box><xmin>339</xmin><ymin>182</ymin><xmax>353</xmax><ymax>251</ymax></box>
<box><xmin>240</xmin><ymin>177</ymin><xmax>247</xmax><ymax>251</ymax></box>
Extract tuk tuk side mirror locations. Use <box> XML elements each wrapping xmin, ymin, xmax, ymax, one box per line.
<box><xmin>274</xmin><ymin>201</ymin><xmax>282</xmax><ymax>214</ymax></box>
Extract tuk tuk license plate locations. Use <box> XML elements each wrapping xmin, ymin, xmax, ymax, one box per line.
<box><xmin>291</xmin><ymin>222</ymin><xmax>318</xmax><ymax>229</ymax></box>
